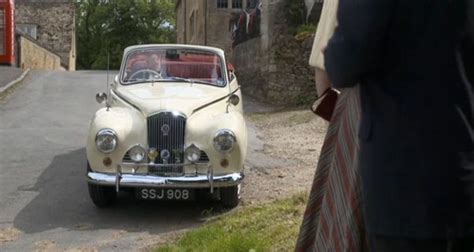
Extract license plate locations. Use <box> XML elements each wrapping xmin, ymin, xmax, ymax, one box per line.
<box><xmin>136</xmin><ymin>188</ymin><xmax>194</xmax><ymax>201</ymax></box>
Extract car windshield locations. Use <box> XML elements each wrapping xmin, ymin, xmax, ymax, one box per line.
<box><xmin>121</xmin><ymin>48</ymin><xmax>226</xmax><ymax>86</ymax></box>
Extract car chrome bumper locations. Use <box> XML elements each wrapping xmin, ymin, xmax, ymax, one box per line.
<box><xmin>87</xmin><ymin>163</ymin><xmax>244</xmax><ymax>193</ymax></box>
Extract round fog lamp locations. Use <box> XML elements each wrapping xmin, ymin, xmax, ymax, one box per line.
<box><xmin>129</xmin><ymin>145</ymin><xmax>146</xmax><ymax>163</ymax></box>
<box><xmin>185</xmin><ymin>145</ymin><xmax>201</xmax><ymax>163</ymax></box>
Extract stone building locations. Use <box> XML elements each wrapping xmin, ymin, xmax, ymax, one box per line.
<box><xmin>15</xmin><ymin>0</ymin><xmax>76</xmax><ymax>70</ymax></box>
<box><xmin>176</xmin><ymin>0</ymin><xmax>257</xmax><ymax>55</ymax></box>
<box><xmin>176</xmin><ymin>0</ymin><xmax>323</xmax><ymax>105</ymax></box>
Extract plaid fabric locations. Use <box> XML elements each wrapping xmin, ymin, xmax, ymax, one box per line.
<box><xmin>296</xmin><ymin>87</ymin><xmax>369</xmax><ymax>252</ymax></box>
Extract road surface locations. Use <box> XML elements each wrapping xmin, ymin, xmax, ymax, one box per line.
<box><xmin>0</xmin><ymin>71</ymin><xmax>232</xmax><ymax>251</ymax></box>
<box><xmin>0</xmin><ymin>66</ymin><xmax>25</xmax><ymax>88</ymax></box>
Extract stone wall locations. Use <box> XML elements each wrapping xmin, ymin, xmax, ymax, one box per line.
<box><xmin>19</xmin><ymin>35</ymin><xmax>61</xmax><ymax>70</ymax></box>
<box><xmin>176</xmin><ymin>0</ymin><xmax>249</xmax><ymax>56</ymax></box>
<box><xmin>206</xmin><ymin>0</ymin><xmax>238</xmax><ymax>56</ymax></box>
<box><xmin>176</xmin><ymin>0</ymin><xmax>207</xmax><ymax>46</ymax></box>
<box><xmin>176</xmin><ymin>0</ymin><xmax>186</xmax><ymax>44</ymax></box>
<box><xmin>231</xmin><ymin>0</ymin><xmax>317</xmax><ymax>105</ymax></box>
<box><xmin>15</xmin><ymin>0</ymin><xmax>76</xmax><ymax>70</ymax></box>
<box><xmin>175</xmin><ymin>0</ymin><xmax>320</xmax><ymax>105</ymax></box>
<box><xmin>231</xmin><ymin>37</ymin><xmax>267</xmax><ymax>98</ymax></box>
<box><xmin>232</xmin><ymin>35</ymin><xmax>316</xmax><ymax>105</ymax></box>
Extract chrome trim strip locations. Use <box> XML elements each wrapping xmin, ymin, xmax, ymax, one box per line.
<box><xmin>119</xmin><ymin>46</ymin><xmax>229</xmax><ymax>87</ymax></box>
<box><xmin>192</xmin><ymin>87</ymin><xmax>240</xmax><ymax>114</ymax></box>
<box><xmin>87</xmin><ymin>171</ymin><xmax>244</xmax><ymax>188</ymax></box>
<box><xmin>120</xmin><ymin>162</ymin><xmax>194</xmax><ymax>168</ymax></box>
<box><xmin>116</xmin><ymin>164</ymin><xmax>122</xmax><ymax>192</ymax></box>
<box><xmin>208</xmin><ymin>164</ymin><xmax>214</xmax><ymax>193</ymax></box>
<box><xmin>112</xmin><ymin>89</ymin><xmax>142</xmax><ymax>113</ymax></box>
<box><xmin>147</xmin><ymin>110</ymin><xmax>187</xmax><ymax>119</ymax></box>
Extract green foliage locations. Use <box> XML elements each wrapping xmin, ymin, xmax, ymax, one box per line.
<box><xmin>295</xmin><ymin>92</ymin><xmax>315</xmax><ymax>106</ymax></box>
<box><xmin>285</xmin><ymin>0</ymin><xmax>322</xmax><ymax>35</ymax></box>
<box><xmin>284</xmin><ymin>0</ymin><xmax>307</xmax><ymax>30</ymax></box>
<box><xmin>155</xmin><ymin>192</ymin><xmax>308</xmax><ymax>252</ymax></box>
<box><xmin>76</xmin><ymin>0</ymin><xmax>176</xmax><ymax>70</ymax></box>
<box><xmin>296</xmin><ymin>24</ymin><xmax>317</xmax><ymax>35</ymax></box>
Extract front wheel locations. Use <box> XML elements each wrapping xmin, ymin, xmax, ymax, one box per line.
<box><xmin>220</xmin><ymin>185</ymin><xmax>240</xmax><ymax>208</ymax></box>
<box><xmin>88</xmin><ymin>183</ymin><xmax>116</xmax><ymax>208</ymax></box>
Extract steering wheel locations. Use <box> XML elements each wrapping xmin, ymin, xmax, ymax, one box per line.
<box><xmin>129</xmin><ymin>69</ymin><xmax>162</xmax><ymax>81</ymax></box>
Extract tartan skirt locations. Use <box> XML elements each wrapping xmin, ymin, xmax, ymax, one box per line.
<box><xmin>295</xmin><ymin>87</ymin><xmax>369</xmax><ymax>252</ymax></box>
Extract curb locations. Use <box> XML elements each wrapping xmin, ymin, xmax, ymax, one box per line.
<box><xmin>0</xmin><ymin>69</ymin><xmax>31</xmax><ymax>97</ymax></box>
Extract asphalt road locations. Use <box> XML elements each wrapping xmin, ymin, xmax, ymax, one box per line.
<box><xmin>0</xmin><ymin>66</ymin><xmax>25</xmax><ymax>88</ymax></box>
<box><xmin>0</xmin><ymin>71</ymin><xmax>235</xmax><ymax>251</ymax></box>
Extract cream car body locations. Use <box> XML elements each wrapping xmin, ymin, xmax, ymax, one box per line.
<box><xmin>86</xmin><ymin>44</ymin><xmax>247</xmax><ymax>207</ymax></box>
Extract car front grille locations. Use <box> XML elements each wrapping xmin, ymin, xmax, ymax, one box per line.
<box><xmin>123</xmin><ymin>150</ymin><xmax>210</xmax><ymax>163</ymax></box>
<box><xmin>147</xmin><ymin>112</ymin><xmax>186</xmax><ymax>175</ymax></box>
<box><xmin>123</xmin><ymin>152</ymin><xmax>132</xmax><ymax>162</ymax></box>
<box><xmin>199</xmin><ymin>151</ymin><xmax>209</xmax><ymax>163</ymax></box>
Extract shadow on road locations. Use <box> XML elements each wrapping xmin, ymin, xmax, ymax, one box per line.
<box><xmin>13</xmin><ymin>148</ymin><xmax>218</xmax><ymax>235</ymax></box>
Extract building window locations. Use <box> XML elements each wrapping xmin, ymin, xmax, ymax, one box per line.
<box><xmin>0</xmin><ymin>9</ymin><xmax>4</xmax><ymax>55</ymax></box>
<box><xmin>217</xmin><ymin>0</ymin><xmax>228</xmax><ymax>9</ymax></box>
<box><xmin>232</xmin><ymin>0</ymin><xmax>242</xmax><ymax>9</ymax></box>
<box><xmin>17</xmin><ymin>24</ymin><xmax>38</xmax><ymax>40</ymax></box>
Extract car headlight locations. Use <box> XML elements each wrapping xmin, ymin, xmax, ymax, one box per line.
<box><xmin>185</xmin><ymin>145</ymin><xmax>201</xmax><ymax>162</ymax></box>
<box><xmin>128</xmin><ymin>145</ymin><xmax>146</xmax><ymax>163</ymax></box>
<box><xmin>95</xmin><ymin>129</ymin><xmax>118</xmax><ymax>154</ymax></box>
<box><xmin>213</xmin><ymin>129</ymin><xmax>236</xmax><ymax>153</ymax></box>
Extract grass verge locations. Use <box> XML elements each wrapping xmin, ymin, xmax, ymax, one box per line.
<box><xmin>154</xmin><ymin>192</ymin><xmax>308</xmax><ymax>252</ymax></box>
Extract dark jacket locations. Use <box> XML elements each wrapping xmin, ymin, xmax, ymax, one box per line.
<box><xmin>325</xmin><ymin>0</ymin><xmax>474</xmax><ymax>238</ymax></box>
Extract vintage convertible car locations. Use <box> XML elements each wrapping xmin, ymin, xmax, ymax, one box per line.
<box><xmin>86</xmin><ymin>44</ymin><xmax>247</xmax><ymax>208</ymax></box>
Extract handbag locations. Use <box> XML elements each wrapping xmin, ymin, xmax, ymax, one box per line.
<box><xmin>311</xmin><ymin>88</ymin><xmax>339</xmax><ymax>121</ymax></box>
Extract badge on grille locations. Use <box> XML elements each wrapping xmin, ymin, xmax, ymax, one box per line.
<box><xmin>161</xmin><ymin>124</ymin><xmax>170</xmax><ymax>136</ymax></box>
<box><xmin>173</xmin><ymin>149</ymin><xmax>183</xmax><ymax>163</ymax></box>
<box><xmin>161</xmin><ymin>149</ymin><xmax>170</xmax><ymax>163</ymax></box>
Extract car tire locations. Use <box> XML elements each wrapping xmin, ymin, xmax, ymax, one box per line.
<box><xmin>88</xmin><ymin>183</ymin><xmax>116</xmax><ymax>208</ymax></box>
<box><xmin>220</xmin><ymin>185</ymin><xmax>240</xmax><ymax>208</ymax></box>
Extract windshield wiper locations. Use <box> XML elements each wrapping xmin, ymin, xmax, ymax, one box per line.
<box><xmin>125</xmin><ymin>77</ymin><xmax>217</xmax><ymax>86</ymax></box>
<box><xmin>123</xmin><ymin>79</ymin><xmax>159</xmax><ymax>85</ymax></box>
<box><xmin>164</xmin><ymin>77</ymin><xmax>216</xmax><ymax>85</ymax></box>
<box><xmin>165</xmin><ymin>77</ymin><xmax>193</xmax><ymax>83</ymax></box>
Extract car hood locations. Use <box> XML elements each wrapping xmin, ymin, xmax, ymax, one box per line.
<box><xmin>115</xmin><ymin>82</ymin><xmax>229</xmax><ymax>117</ymax></box>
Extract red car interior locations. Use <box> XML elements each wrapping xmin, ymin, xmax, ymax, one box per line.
<box><xmin>127</xmin><ymin>53</ymin><xmax>223</xmax><ymax>80</ymax></box>
<box><xmin>164</xmin><ymin>61</ymin><xmax>222</xmax><ymax>79</ymax></box>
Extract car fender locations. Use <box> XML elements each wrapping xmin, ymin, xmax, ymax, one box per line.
<box><xmin>186</xmin><ymin>100</ymin><xmax>247</xmax><ymax>175</ymax></box>
<box><xmin>86</xmin><ymin>107</ymin><xmax>146</xmax><ymax>173</ymax></box>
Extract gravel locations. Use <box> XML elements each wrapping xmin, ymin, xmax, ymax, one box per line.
<box><xmin>241</xmin><ymin>106</ymin><xmax>329</xmax><ymax>205</ymax></box>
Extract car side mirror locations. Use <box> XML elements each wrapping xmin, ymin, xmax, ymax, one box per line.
<box><xmin>229</xmin><ymin>94</ymin><xmax>240</xmax><ymax>106</ymax></box>
<box><xmin>114</xmin><ymin>75</ymin><xmax>119</xmax><ymax>84</ymax></box>
<box><xmin>96</xmin><ymin>92</ymin><xmax>107</xmax><ymax>104</ymax></box>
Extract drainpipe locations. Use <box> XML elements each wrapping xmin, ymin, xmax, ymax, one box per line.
<box><xmin>184</xmin><ymin>0</ymin><xmax>187</xmax><ymax>43</ymax></box>
<box><xmin>204</xmin><ymin>0</ymin><xmax>208</xmax><ymax>45</ymax></box>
